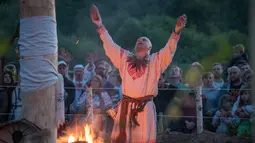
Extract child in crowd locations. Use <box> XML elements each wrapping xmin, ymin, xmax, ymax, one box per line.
<box><xmin>212</xmin><ymin>94</ymin><xmax>235</xmax><ymax>134</ymax></box>
<box><xmin>232</xmin><ymin>85</ymin><xmax>253</xmax><ymax>136</ymax></box>
<box><xmin>229</xmin><ymin>44</ymin><xmax>249</xmax><ymax>68</ymax></box>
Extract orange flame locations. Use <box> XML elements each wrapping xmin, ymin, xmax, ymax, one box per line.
<box><xmin>68</xmin><ymin>135</ymin><xmax>75</xmax><ymax>143</ymax></box>
<box><xmin>67</xmin><ymin>124</ymin><xmax>93</xmax><ymax>143</ymax></box>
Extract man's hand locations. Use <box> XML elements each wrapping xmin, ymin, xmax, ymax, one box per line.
<box><xmin>175</xmin><ymin>14</ymin><xmax>187</xmax><ymax>33</ymax></box>
<box><xmin>90</xmin><ymin>5</ymin><xmax>103</xmax><ymax>27</ymax></box>
<box><xmin>59</xmin><ymin>48</ymin><xmax>72</xmax><ymax>63</ymax></box>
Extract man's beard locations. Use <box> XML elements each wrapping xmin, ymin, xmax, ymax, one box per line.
<box><xmin>230</xmin><ymin>78</ymin><xmax>241</xmax><ymax>85</ymax></box>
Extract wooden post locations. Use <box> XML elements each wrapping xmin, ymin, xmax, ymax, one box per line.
<box><xmin>0</xmin><ymin>57</ymin><xmax>3</xmax><ymax>86</ymax></box>
<box><xmin>19</xmin><ymin>0</ymin><xmax>57</xmax><ymax>142</ymax></box>
<box><xmin>196</xmin><ymin>86</ymin><xmax>203</xmax><ymax>134</ymax></box>
<box><xmin>250</xmin><ymin>0</ymin><xmax>255</xmax><ymax>141</ymax></box>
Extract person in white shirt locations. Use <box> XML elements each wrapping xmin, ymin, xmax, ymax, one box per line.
<box><xmin>91</xmin><ymin>5</ymin><xmax>186</xmax><ymax>143</ymax></box>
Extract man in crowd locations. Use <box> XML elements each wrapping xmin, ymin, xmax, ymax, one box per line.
<box><xmin>58</xmin><ymin>61</ymin><xmax>75</xmax><ymax>118</ymax></box>
<box><xmin>212</xmin><ymin>63</ymin><xmax>224</xmax><ymax>89</ymax></box>
<box><xmin>221</xmin><ymin>66</ymin><xmax>244</xmax><ymax>102</ymax></box>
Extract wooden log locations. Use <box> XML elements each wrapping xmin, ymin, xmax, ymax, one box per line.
<box><xmin>250</xmin><ymin>0</ymin><xmax>255</xmax><ymax>141</ymax></box>
<box><xmin>21</xmin><ymin>84</ymin><xmax>57</xmax><ymax>143</ymax></box>
<box><xmin>196</xmin><ymin>86</ymin><xmax>203</xmax><ymax>134</ymax></box>
<box><xmin>19</xmin><ymin>0</ymin><xmax>57</xmax><ymax>142</ymax></box>
<box><xmin>0</xmin><ymin>57</ymin><xmax>6</xmax><ymax>86</ymax></box>
<box><xmin>0</xmin><ymin>57</ymin><xmax>3</xmax><ymax>86</ymax></box>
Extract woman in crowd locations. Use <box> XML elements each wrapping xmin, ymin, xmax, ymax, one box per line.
<box><xmin>0</xmin><ymin>69</ymin><xmax>15</xmax><ymax>122</ymax></box>
<box><xmin>2</xmin><ymin>63</ymin><xmax>20</xmax><ymax>121</ymax></box>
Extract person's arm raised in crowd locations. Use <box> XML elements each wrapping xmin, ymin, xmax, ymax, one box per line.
<box><xmin>58</xmin><ymin>48</ymin><xmax>72</xmax><ymax>78</ymax></box>
<box><xmin>83</xmin><ymin>53</ymin><xmax>96</xmax><ymax>82</ymax></box>
<box><xmin>91</xmin><ymin>5</ymin><xmax>127</xmax><ymax>69</ymax></box>
<box><xmin>151</xmin><ymin>14</ymin><xmax>187</xmax><ymax>74</ymax></box>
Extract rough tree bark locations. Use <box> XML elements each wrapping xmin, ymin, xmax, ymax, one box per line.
<box><xmin>196</xmin><ymin>86</ymin><xmax>203</xmax><ymax>134</ymax></box>
<box><xmin>250</xmin><ymin>0</ymin><xmax>255</xmax><ymax>142</ymax></box>
<box><xmin>0</xmin><ymin>57</ymin><xmax>3</xmax><ymax>86</ymax></box>
<box><xmin>19</xmin><ymin>0</ymin><xmax>57</xmax><ymax>143</ymax></box>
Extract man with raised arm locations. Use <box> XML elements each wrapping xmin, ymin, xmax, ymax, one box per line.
<box><xmin>91</xmin><ymin>5</ymin><xmax>187</xmax><ymax>143</ymax></box>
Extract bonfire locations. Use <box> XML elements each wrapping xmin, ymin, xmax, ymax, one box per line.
<box><xmin>57</xmin><ymin>124</ymin><xmax>94</xmax><ymax>143</ymax></box>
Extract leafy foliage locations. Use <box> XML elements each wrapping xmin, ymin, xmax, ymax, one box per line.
<box><xmin>0</xmin><ymin>0</ymin><xmax>248</xmax><ymax>70</ymax></box>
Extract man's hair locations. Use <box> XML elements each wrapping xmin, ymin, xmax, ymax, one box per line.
<box><xmin>202</xmin><ymin>72</ymin><xmax>214</xmax><ymax>80</ymax></box>
<box><xmin>170</xmin><ymin>65</ymin><xmax>183</xmax><ymax>75</ymax></box>
<box><xmin>212</xmin><ymin>62</ymin><xmax>223</xmax><ymax>68</ymax></box>
<box><xmin>233</xmin><ymin>44</ymin><xmax>245</xmax><ymax>53</ymax></box>
<box><xmin>191</xmin><ymin>62</ymin><xmax>204</xmax><ymax>74</ymax></box>
<box><xmin>227</xmin><ymin>66</ymin><xmax>241</xmax><ymax>73</ymax></box>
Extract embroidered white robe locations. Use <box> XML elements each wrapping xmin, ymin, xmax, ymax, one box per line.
<box><xmin>98</xmin><ymin>27</ymin><xmax>180</xmax><ymax>143</ymax></box>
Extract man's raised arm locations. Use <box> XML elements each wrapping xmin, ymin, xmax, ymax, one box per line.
<box><xmin>153</xmin><ymin>14</ymin><xmax>187</xmax><ymax>73</ymax></box>
<box><xmin>91</xmin><ymin>5</ymin><xmax>127</xmax><ymax>69</ymax></box>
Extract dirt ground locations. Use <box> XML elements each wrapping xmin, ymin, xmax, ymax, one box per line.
<box><xmin>157</xmin><ymin>130</ymin><xmax>252</xmax><ymax>143</ymax></box>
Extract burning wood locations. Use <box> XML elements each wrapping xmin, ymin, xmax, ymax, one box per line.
<box><xmin>57</xmin><ymin>124</ymin><xmax>94</xmax><ymax>143</ymax></box>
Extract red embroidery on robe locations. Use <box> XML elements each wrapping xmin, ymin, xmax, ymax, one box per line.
<box><xmin>126</xmin><ymin>55</ymin><xmax>149</xmax><ymax>80</ymax></box>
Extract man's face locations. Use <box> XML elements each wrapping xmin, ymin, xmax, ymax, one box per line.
<box><xmin>202</xmin><ymin>74</ymin><xmax>214</xmax><ymax>87</ymax></box>
<box><xmin>169</xmin><ymin>67</ymin><xmax>181</xmax><ymax>78</ymax></box>
<box><xmin>74</xmin><ymin>68</ymin><xmax>84</xmax><ymax>81</ymax></box>
<box><xmin>58</xmin><ymin>64</ymin><xmax>67</xmax><ymax>75</ymax></box>
<box><xmin>228</xmin><ymin>68</ymin><xmax>240</xmax><ymax>82</ymax></box>
<box><xmin>3</xmin><ymin>73</ymin><xmax>11</xmax><ymax>84</ymax></box>
<box><xmin>212</xmin><ymin>64</ymin><xmax>223</xmax><ymax>78</ymax></box>
<box><xmin>95</xmin><ymin>64</ymin><xmax>106</xmax><ymax>77</ymax></box>
<box><xmin>135</xmin><ymin>37</ymin><xmax>151</xmax><ymax>57</ymax></box>
<box><xmin>240</xmin><ymin>64</ymin><xmax>251</xmax><ymax>75</ymax></box>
